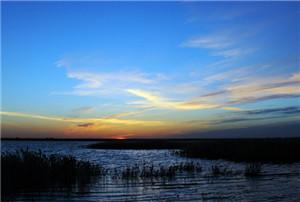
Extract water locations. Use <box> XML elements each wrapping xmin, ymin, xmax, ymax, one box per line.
<box><xmin>2</xmin><ymin>140</ymin><xmax>300</xmax><ymax>201</ymax></box>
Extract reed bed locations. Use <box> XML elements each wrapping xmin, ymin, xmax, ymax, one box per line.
<box><xmin>244</xmin><ymin>163</ymin><xmax>262</xmax><ymax>177</ymax></box>
<box><xmin>1</xmin><ymin>149</ymin><xmax>266</xmax><ymax>198</ymax></box>
<box><xmin>120</xmin><ymin>162</ymin><xmax>202</xmax><ymax>179</ymax></box>
<box><xmin>1</xmin><ymin>149</ymin><xmax>104</xmax><ymax>196</ymax></box>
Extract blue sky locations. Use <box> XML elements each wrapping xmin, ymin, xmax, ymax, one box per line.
<box><xmin>1</xmin><ymin>2</ymin><xmax>300</xmax><ymax>138</ymax></box>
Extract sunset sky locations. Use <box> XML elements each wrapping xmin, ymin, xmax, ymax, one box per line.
<box><xmin>2</xmin><ymin>2</ymin><xmax>300</xmax><ymax>138</ymax></box>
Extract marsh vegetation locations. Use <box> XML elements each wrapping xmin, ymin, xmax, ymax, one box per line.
<box><xmin>244</xmin><ymin>163</ymin><xmax>262</xmax><ymax>177</ymax></box>
<box><xmin>87</xmin><ymin>138</ymin><xmax>300</xmax><ymax>163</ymax></box>
<box><xmin>119</xmin><ymin>162</ymin><xmax>202</xmax><ymax>179</ymax></box>
<box><xmin>2</xmin><ymin>149</ymin><xmax>266</xmax><ymax>197</ymax></box>
<box><xmin>1</xmin><ymin>149</ymin><xmax>104</xmax><ymax>197</ymax></box>
<box><xmin>2</xmin><ymin>139</ymin><xmax>300</xmax><ymax>201</ymax></box>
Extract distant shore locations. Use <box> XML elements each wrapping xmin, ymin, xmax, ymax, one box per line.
<box><xmin>3</xmin><ymin>137</ymin><xmax>300</xmax><ymax>163</ymax></box>
<box><xmin>2</xmin><ymin>137</ymin><xmax>300</xmax><ymax>141</ymax></box>
<box><xmin>86</xmin><ymin>138</ymin><xmax>300</xmax><ymax>163</ymax></box>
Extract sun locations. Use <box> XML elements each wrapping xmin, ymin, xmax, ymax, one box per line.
<box><xmin>115</xmin><ymin>136</ymin><xmax>126</xmax><ymax>140</ymax></box>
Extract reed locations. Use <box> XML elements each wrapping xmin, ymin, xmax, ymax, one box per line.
<box><xmin>244</xmin><ymin>163</ymin><xmax>262</xmax><ymax>177</ymax></box>
<box><xmin>120</xmin><ymin>162</ymin><xmax>202</xmax><ymax>179</ymax></box>
<box><xmin>210</xmin><ymin>165</ymin><xmax>234</xmax><ymax>177</ymax></box>
<box><xmin>1</xmin><ymin>149</ymin><xmax>104</xmax><ymax>196</ymax></box>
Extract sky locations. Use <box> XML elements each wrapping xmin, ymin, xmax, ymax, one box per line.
<box><xmin>1</xmin><ymin>1</ymin><xmax>300</xmax><ymax>139</ymax></box>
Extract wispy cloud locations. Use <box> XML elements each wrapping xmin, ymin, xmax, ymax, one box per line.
<box><xmin>213</xmin><ymin>116</ymin><xmax>283</xmax><ymax>125</ymax></box>
<box><xmin>68</xmin><ymin>70</ymin><xmax>154</xmax><ymax>89</ymax></box>
<box><xmin>191</xmin><ymin>72</ymin><xmax>300</xmax><ymax>106</ymax></box>
<box><xmin>182</xmin><ymin>34</ymin><xmax>234</xmax><ymax>49</ymax></box>
<box><xmin>126</xmin><ymin>89</ymin><xmax>240</xmax><ymax>111</ymax></box>
<box><xmin>103</xmin><ymin>107</ymin><xmax>153</xmax><ymax>119</ymax></box>
<box><xmin>187</xmin><ymin>106</ymin><xmax>300</xmax><ymax>126</ymax></box>
<box><xmin>126</xmin><ymin>89</ymin><xmax>217</xmax><ymax>110</ymax></box>
<box><xmin>228</xmin><ymin>94</ymin><xmax>300</xmax><ymax>106</ymax></box>
<box><xmin>212</xmin><ymin>106</ymin><xmax>300</xmax><ymax>125</ymax></box>
<box><xmin>226</xmin><ymin>73</ymin><xmax>300</xmax><ymax>104</ymax></box>
<box><xmin>0</xmin><ymin>111</ymin><xmax>164</xmax><ymax>126</ymax></box>
<box><xmin>77</xmin><ymin>123</ymin><xmax>94</xmax><ymax>127</ymax></box>
<box><xmin>55</xmin><ymin>61</ymin><xmax>168</xmax><ymax>97</ymax></box>
<box><xmin>119</xmin><ymin>71</ymin><xmax>298</xmax><ymax>122</ymax></box>
<box><xmin>243</xmin><ymin>106</ymin><xmax>300</xmax><ymax>116</ymax></box>
<box><xmin>72</xmin><ymin>106</ymin><xmax>95</xmax><ymax>114</ymax></box>
<box><xmin>182</xmin><ymin>28</ymin><xmax>255</xmax><ymax>59</ymax></box>
<box><xmin>204</xmin><ymin>67</ymin><xmax>249</xmax><ymax>82</ymax></box>
<box><xmin>55</xmin><ymin>58</ymin><xmax>71</xmax><ymax>68</ymax></box>
<box><xmin>213</xmin><ymin>48</ymin><xmax>255</xmax><ymax>58</ymax></box>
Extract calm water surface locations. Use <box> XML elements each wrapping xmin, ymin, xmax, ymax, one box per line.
<box><xmin>2</xmin><ymin>140</ymin><xmax>300</xmax><ymax>201</ymax></box>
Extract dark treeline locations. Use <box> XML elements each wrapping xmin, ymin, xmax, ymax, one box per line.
<box><xmin>87</xmin><ymin>138</ymin><xmax>300</xmax><ymax>163</ymax></box>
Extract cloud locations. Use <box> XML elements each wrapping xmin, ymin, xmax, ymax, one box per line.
<box><xmin>199</xmin><ymin>90</ymin><xmax>228</xmax><ymax>98</ymax></box>
<box><xmin>72</xmin><ymin>106</ymin><xmax>95</xmax><ymax>114</ymax></box>
<box><xmin>190</xmin><ymin>114</ymin><xmax>292</xmax><ymax>126</ymax></box>
<box><xmin>54</xmin><ymin>57</ymin><xmax>299</xmax><ymax>118</ymax></box>
<box><xmin>68</xmin><ymin>72</ymin><xmax>103</xmax><ymax>89</ymax></box>
<box><xmin>191</xmin><ymin>72</ymin><xmax>300</xmax><ymax>106</ymax></box>
<box><xmin>291</xmin><ymin>73</ymin><xmax>300</xmax><ymax>81</ymax></box>
<box><xmin>205</xmin><ymin>106</ymin><xmax>300</xmax><ymax>125</ymax></box>
<box><xmin>77</xmin><ymin>123</ymin><xmax>94</xmax><ymax>127</ymax></box>
<box><xmin>55</xmin><ymin>64</ymin><xmax>169</xmax><ymax>96</ymax></box>
<box><xmin>182</xmin><ymin>34</ymin><xmax>233</xmax><ymax>49</ymax></box>
<box><xmin>212</xmin><ymin>108</ymin><xmax>300</xmax><ymax>125</ymax></box>
<box><xmin>104</xmin><ymin>107</ymin><xmax>153</xmax><ymax>119</ymax></box>
<box><xmin>175</xmin><ymin>122</ymin><xmax>300</xmax><ymax>139</ymax></box>
<box><xmin>126</xmin><ymin>89</ymin><xmax>240</xmax><ymax>111</ymax></box>
<box><xmin>225</xmin><ymin>73</ymin><xmax>300</xmax><ymax>104</ymax></box>
<box><xmin>55</xmin><ymin>58</ymin><xmax>71</xmax><ymax>68</ymax></box>
<box><xmin>181</xmin><ymin>28</ymin><xmax>255</xmax><ymax>59</ymax></box>
<box><xmin>0</xmin><ymin>111</ymin><xmax>164</xmax><ymax>126</ymax></box>
<box><xmin>228</xmin><ymin>94</ymin><xmax>300</xmax><ymax>105</ymax></box>
<box><xmin>126</xmin><ymin>89</ymin><xmax>218</xmax><ymax>110</ymax></box>
<box><xmin>243</xmin><ymin>106</ymin><xmax>300</xmax><ymax>116</ymax></box>
<box><xmin>68</xmin><ymin>70</ymin><xmax>154</xmax><ymax>89</ymax></box>
<box><xmin>204</xmin><ymin>67</ymin><xmax>249</xmax><ymax>82</ymax></box>
<box><xmin>124</xmin><ymin>72</ymin><xmax>300</xmax><ymax>114</ymax></box>
<box><xmin>215</xmin><ymin>117</ymin><xmax>266</xmax><ymax>124</ymax></box>
<box><xmin>213</xmin><ymin>48</ymin><xmax>255</xmax><ymax>58</ymax></box>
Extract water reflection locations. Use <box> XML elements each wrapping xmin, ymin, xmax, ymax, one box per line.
<box><xmin>2</xmin><ymin>140</ymin><xmax>300</xmax><ymax>201</ymax></box>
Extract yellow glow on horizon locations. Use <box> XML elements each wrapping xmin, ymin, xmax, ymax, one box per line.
<box><xmin>115</xmin><ymin>136</ymin><xmax>127</xmax><ymax>140</ymax></box>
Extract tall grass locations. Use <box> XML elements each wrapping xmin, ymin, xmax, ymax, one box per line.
<box><xmin>244</xmin><ymin>163</ymin><xmax>262</xmax><ymax>177</ymax></box>
<box><xmin>1</xmin><ymin>149</ymin><xmax>104</xmax><ymax>196</ymax></box>
<box><xmin>120</xmin><ymin>162</ymin><xmax>202</xmax><ymax>179</ymax></box>
<box><xmin>210</xmin><ymin>165</ymin><xmax>236</xmax><ymax>177</ymax></box>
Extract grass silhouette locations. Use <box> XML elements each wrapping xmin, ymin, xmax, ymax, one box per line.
<box><xmin>120</xmin><ymin>162</ymin><xmax>202</xmax><ymax>179</ymax></box>
<box><xmin>244</xmin><ymin>163</ymin><xmax>262</xmax><ymax>177</ymax></box>
<box><xmin>1</xmin><ymin>149</ymin><xmax>104</xmax><ymax>197</ymax></box>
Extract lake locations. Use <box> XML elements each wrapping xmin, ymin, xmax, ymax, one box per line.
<box><xmin>2</xmin><ymin>140</ymin><xmax>300</xmax><ymax>201</ymax></box>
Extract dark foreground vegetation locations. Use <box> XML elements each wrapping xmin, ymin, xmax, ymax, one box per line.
<box><xmin>1</xmin><ymin>149</ymin><xmax>103</xmax><ymax>197</ymax></box>
<box><xmin>1</xmin><ymin>149</ymin><xmax>264</xmax><ymax>199</ymax></box>
<box><xmin>87</xmin><ymin>138</ymin><xmax>300</xmax><ymax>163</ymax></box>
<box><xmin>113</xmin><ymin>162</ymin><xmax>261</xmax><ymax>180</ymax></box>
<box><xmin>119</xmin><ymin>162</ymin><xmax>203</xmax><ymax>179</ymax></box>
<box><xmin>244</xmin><ymin>163</ymin><xmax>262</xmax><ymax>177</ymax></box>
